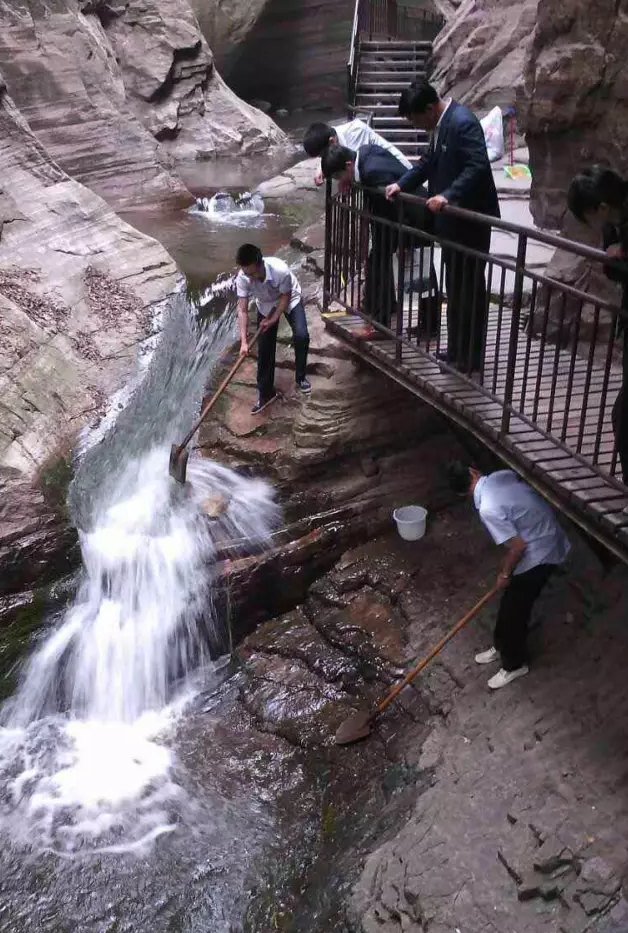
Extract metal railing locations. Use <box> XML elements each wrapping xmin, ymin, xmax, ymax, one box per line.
<box><xmin>323</xmin><ymin>183</ymin><xmax>628</xmax><ymax>488</ymax></box>
<box><xmin>346</xmin><ymin>0</ymin><xmax>445</xmax><ymax>113</ymax></box>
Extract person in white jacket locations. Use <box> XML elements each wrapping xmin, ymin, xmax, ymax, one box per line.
<box><xmin>304</xmin><ymin>119</ymin><xmax>412</xmax><ymax>186</ymax></box>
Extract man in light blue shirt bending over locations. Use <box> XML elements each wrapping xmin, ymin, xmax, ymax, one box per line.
<box><xmin>446</xmin><ymin>463</ymin><xmax>571</xmax><ymax>690</ymax></box>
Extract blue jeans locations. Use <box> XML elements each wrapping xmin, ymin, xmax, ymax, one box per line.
<box><xmin>257</xmin><ymin>300</ymin><xmax>309</xmax><ymax>401</ymax></box>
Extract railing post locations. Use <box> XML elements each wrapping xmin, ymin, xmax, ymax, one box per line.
<box><xmin>500</xmin><ymin>231</ymin><xmax>527</xmax><ymax>436</ymax></box>
<box><xmin>323</xmin><ymin>178</ymin><xmax>333</xmax><ymax>314</ymax></box>
<box><xmin>395</xmin><ymin>197</ymin><xmax>405</xmax><ymax>363</ymax></box>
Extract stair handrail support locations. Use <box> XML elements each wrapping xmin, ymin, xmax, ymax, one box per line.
<box><xmin>347</xmin><ymin>0</ymin><xmax>364</xmax><ymax>115</ymax></box>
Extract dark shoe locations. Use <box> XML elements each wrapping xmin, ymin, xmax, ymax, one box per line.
<box><xmin>251</xmin><ymin>392</ymin><xmax>279</xmax><ymax>415</ymax></box>
<box><xmin>296</xmin><ymin>379</ymin><xmax>311</xmax><ymax>394</ymax></box>
<box><xmin>458</xmin><ymin>359</ymin><xmax>483</xmax><ymax>375</ymax></box>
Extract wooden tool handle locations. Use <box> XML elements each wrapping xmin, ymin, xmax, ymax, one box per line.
<box><xmin>376</xmin><ymin>584</ymin><xmax>501</xmax><ymax>716</ymax></box>
<box><xmin>177</xmin><ymin>326</ymin><xmax>262</xmax><ymax>452</ymax></box>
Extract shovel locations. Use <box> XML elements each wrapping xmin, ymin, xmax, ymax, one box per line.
<box><xmin>169</xmin><ymin>327</ymin><xmax>262</xmax><ymax>485</ymax></box>
<box><xmin>335</xmin><ymin>584</ymin><xmax>500</xmax><ymax>745</ymax></box>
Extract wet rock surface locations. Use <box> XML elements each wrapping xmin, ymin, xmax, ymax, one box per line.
<box><xmin>346</xmin><ymin>522</ymin><xmax>628</xmax><ymax>933</ymax></box>
<box><xmin>201</xmin><ymin>242</ymin><xmax>465</xmax><ymax>639</ymax></box>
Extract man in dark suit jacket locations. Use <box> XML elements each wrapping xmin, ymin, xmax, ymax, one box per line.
<box><xmin>386</xmin><ymin>82</ymin><xmax>500</xmax><ymax>372</ymax></box>
<box><xmin>321</xmin><ymin>142</ymin><xmax>437</xmax><ymax>335</ymax></box>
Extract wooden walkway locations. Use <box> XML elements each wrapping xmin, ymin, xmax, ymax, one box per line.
<box><xmin>323</xmin><ymin>301</ymin><xmax>628</xmax><ymax>562</ymax></box>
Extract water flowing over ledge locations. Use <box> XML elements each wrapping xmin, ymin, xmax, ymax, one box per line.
<box><xmin>0</xmin><ymin>288</ymin><xmax>281</xmax><ymax>855</ymax></box>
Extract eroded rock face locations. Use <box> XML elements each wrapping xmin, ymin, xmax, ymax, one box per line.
<box><xmin>191</xmin><ymin>0</ymin><xmax>354</xmax><ymax>110</ymax></box>
<box><xmin>0</xmin><ymin>0</ymin><xmax>288</xmax><ymax>209</ymax></box>
<box><xmin>0</xmin><ymin>79</ymin><xmax>178</xmax><ymax>474</ymax></box>
<box><xmin>521</xmin><ymin>0</ymin><xmax>628</xmax><ymax>229</ymax></box>
<box><xmin>431</xmin><ymin>0</ymin><xmax>538</xmax><ymax>111</ymax></box>
<box><xmin>0</xmin><ymin>76</ymin><xmax>178</xmax><ymax>597</ymax></box>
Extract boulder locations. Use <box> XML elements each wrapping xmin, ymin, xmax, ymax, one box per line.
<box><xmin>0</xmin><ymin>0</ymin><xmax>289</xmax><ymax>209</ymax></box>
<box><xmin>431</xmin><ymin>0</ymin><xmax>539</xmax><ymax>112</ymax></box>
<box><xmin>521</xmin><ymin>0</ymin><xmax>628</xmax><ymax>228</ymax></box>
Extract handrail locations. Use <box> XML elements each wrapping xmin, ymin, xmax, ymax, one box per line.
<box><xmin>359</xmin><ymin>183</ymin><xmax>625</xmax><ymax>272</ymax></box>
<box><xmin>347</xmin><ymin>0</ymin><xmax>361</xmax><ymax>74</ymax></box>
<box><xmin>346</xmin><ymin>0</ymin><xmax>363</xmax><ymax>116</ymax></box>
<box><xmin>323</xmin><ymin>180</ymin><xmax>627</xmax><ymax>488</ymax></box>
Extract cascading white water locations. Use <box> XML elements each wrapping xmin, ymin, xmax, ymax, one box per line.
<box><xmin>192</xmin><ymin>191</ymin><xmax>266</xmax><ymax>227</ymax></box>
<box><xmin>0</xmin><ymin>284</ymin><xmax>281</xmax><ymax>854</ymax></box>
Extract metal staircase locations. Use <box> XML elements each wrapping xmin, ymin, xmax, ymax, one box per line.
<box><xmin>347</xmin><ymin>2</ymin><xmax>445</xmax><ymax>162</ymax></box>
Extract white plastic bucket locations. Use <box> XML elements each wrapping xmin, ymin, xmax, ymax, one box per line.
<box><xmin>393</xmin><ymin>505</ymin><xmax>427</xmax><ymax>541</ymax></box>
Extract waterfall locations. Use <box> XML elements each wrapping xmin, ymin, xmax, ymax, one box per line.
<box><xmin>0</xmin><ymin>284</ymin><xmax>281</xmax><ymax>854</ymax></box>
<box><xmin>192</xmin><ymin>191</ymin><xmax>266</xmax><ymax>226</ymax></box>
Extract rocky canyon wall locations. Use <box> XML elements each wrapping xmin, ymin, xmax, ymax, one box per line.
<box><xmin>433</xmin><ymin>0</ymin><xmax>628</xmax><ymax>230</ymax></box>
<box><xmin>0</xmin><ymin>70</ymin><xmax>181</xmax><ymax>607</ymax></box>
<box><xmin>191</xmin><ymin>0</ymin><xmax>354</xmax><ymax>111</ymax></box>
<box><xmin>522</xmin><ymin>0</ymin><xmax>628</xmax><ymax>229</ymax></box>
<box><xmin>0</xmin><ymin>0</ymin><xmax>289</xmax><ymax>210</ymax></box>
<box><xmin>431</xmin><ymin>0</ymin><xmax>538</xmax><ymax>112</ymax></box>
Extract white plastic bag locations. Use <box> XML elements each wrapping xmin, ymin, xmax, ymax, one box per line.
<box><xmin>481</xmin><ymin>106</ymin><xmax>504</xmax><ymax>162</ymax></box>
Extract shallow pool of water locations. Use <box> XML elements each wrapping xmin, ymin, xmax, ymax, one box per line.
<box><xmin>121</xmin><ymin>111</ymin><xmax>336</xmax><ymax>288</ymax></box>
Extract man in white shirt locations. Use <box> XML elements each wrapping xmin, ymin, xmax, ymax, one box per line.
<box><xmin>304</xmin><ymin>119</ymin><xmax>412</xmax><ymax>187</ymax></box>
<box><xmin>446</xmin><ymin>462</ymin><xmax>571</xmax><ymax>690</ymax></box>
<box><xmin>236</xmin><ymin>243</ymin><xmax>310</xmax><ymax>414</ymax></box>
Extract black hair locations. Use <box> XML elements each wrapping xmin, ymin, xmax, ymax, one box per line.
<box><xmin>236</xmin><ymin>243</ymin><xmax>263</xmax><ymax>266</ymax></box>
<box><xmin>567</xmin><ymin>165</ymin><xmax>628</xmax><ymax>223</ymax></box>
<box><xmin>445</xmin><ymin>460</ymin><xmax>472</xmax><ymax>495</ymax></box>
<box><xmin>321</xmin><ymin>145</ymin><xmax>356</xmax><ymax>179</ymax></box>
<box><xmin>303</xmin><ymin>122</ymin><xmax>335</xmax><ymax>157</ymax></box>
<box><xmin>398</xmin><ymin>81</ymin><xmax>439</xmax><ymax>118</ymax></box>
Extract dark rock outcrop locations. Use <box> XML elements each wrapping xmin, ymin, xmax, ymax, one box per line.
<box><xmin>191</xmin><ymin>0</ymin><xmax>355</xmax><ymax>110</ymax></box>
<box><xmin>522</xmin><ymin>0</ymin><xmax>628</xmax><ymax>229</ymax></box>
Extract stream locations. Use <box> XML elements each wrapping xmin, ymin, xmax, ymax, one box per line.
<box><xmin>0</xmin><ymin>137</ymin><xmax>419</xmax><ymax>932</ymax></box>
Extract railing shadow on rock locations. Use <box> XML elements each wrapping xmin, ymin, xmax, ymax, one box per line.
<box><xmin>323</xmin><ymin>183</ymin><xmax>628</xmax><ymax>511</ymax></box>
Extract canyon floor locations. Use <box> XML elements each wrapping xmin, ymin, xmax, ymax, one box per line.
<box><xmin>228</xmin><ymin>497</ymin><xmax>628</xmax><ymax>933</ymax></box>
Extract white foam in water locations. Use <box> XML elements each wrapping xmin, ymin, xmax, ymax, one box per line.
<box><xmin>192</xmin><ymin>191</ymin><xmax>267</xmax><ymax>227</ymax></box>
<box><xmin>0</xmin><ymin>295</ymin><xmax>281</xmax><ymax>855</ymax></box>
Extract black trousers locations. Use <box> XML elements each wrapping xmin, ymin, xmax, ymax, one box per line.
<box><xmin>362</xmin><ymin>223</ymin><xmax>397</xmax><ymax>328</ymax></box>
<box><xmin>612</xmin><ymin>333</ymin><xmax>628</xmax><ymax>484</ymax></box>
<box><xmin>257</xmin><ymin>301</ymin><xmax>309</xmax><ymax>401</ymax></box>
<box><xmin>362</xmin><ymin>228</ymin><xmax>439</xmax><ymax>332</ymax></box>
<box><xmin>442</xmin><ymin>223</ymin><xmax>491</xmax><ymax>370</ymax></box>
<box><xmin>494</xmin><ymin>563</ymin><xmax>556</xmax><ymax>671</ymax></box>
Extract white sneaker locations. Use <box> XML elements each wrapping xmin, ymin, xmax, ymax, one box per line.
<box><xmin>488</xmin><ymin>666</ymin><xmax>529</xmax><ymax>690</ymax></box>
<box><xmin>475</xmin><ymin>646</ymin><xmax>499</xmax><ymax>665</ymax></box>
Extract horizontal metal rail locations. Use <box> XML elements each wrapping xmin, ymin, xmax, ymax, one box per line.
<box><xmin>322</xmin><ymin>182</ymin><xmax>628</xmax><ymax>496</ymax></box>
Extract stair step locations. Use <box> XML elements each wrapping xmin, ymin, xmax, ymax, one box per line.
<box><xmin>372</xmin><ymin>115</ymin><xmax>422</xmax><ymax>123</ymax></box>
<box><xmin>360</xmin><ymin>52</ymin><xmax>430</xmax><ymax>61</ymax></box>
<box><xmin>359</xmin><ymin>70</ymin><xmax>425</xmax><ymax>80</ymax></box>
<box><xmin>358</xmin><ymin>81</ymin><xmax>418</xmax><ymax>90</ymax></box>
<box><xmin>361</xmin><ymin>40</ymin><xmax>433</xmax><ymax>49</ymax></box>
<box><xmin>356</xmin><ymin>97</ymin><xmax>402</xmax><ymax>106</ymax></box>
<box><xmin>360</xmin><ymin>102</ymin><xmax>410</xmax><ymax>111</ymax></box>
<box><xmin>372</xmin><ymin>129</ymin><xmax>428</xmax><ymax>139</ymax></box>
